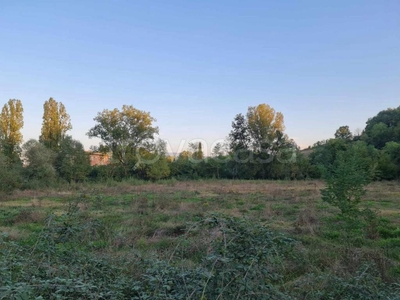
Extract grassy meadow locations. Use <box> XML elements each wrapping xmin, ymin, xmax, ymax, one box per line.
<box><xmin>1</xmin><ymin>179</ymin><xmax>400</xmax><ymax>299</ymax></box>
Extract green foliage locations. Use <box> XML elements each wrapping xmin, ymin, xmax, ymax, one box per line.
<box><xmin>321</xmin><ymin>152</ymin><xmax>370</xmax><ymax>215</ymax></box>
<box><xmin>295</xmin><ymin>264</ymin><xmax>399</xmax><ymax>300</ymax></box>
<box><xmin>39</xmin><ymin>98</ymin><xmax>72</xmax><ymax>151</ymax></box>
<box><xmin>137</xmin><ymin>155</ymin><xmax>171</xmax><ymax>181</ymax></box>
<box><xmin>377</xmin><ymin>141</ymin><xmax>400</xmax><ymax>179</ymax></box>
<box><xmin>225</xmin><ymin>106</ymin><xmax>298</xmax><ymax>180</ymax></box>
<box><xmin>0</xmin><ymin>211</ymin><xmax>296</xmax><ymax>299</ymax></box>
<box><xmin>310</xmin><ymin>138</ymin><xmax>348</xmax><ymax>172</ymax></box>
<box><xmin>363</xmin><ymin>106</ymin><xmax>400</xmax><ymax>149</ymax></box>
<box><xmin>334</xmin><ymin>125</ymin><xmax>353</xmax><ymax>140</ymax></box>
<box><xmin>55</xmin><ymin>136</ymin><xmax>91</xmax><ymax>182</ymax></box>
<box><xmin>226</xmin><ymin>150</ymin><xmax>258</xmax><ymax>179</ymax></box>
<box><xmin>1</xmin><ymin>183</ymin><xmax>399</xmax><ymax>299</ymax></box>
<box><xmin>348</xmin><ymin>141</ymin><xmax>380</xmax><ymax>179</ymax></box>
<box><xmin>0</xmin><ymin>152</ymin><xmax>22</xmax><ymax>193</ymax></box>
<box><xmin>169</xmin><ymin>154</ymin><xmax>200</xmax><ymax>179</ymax></box>
<box><xmin>189</xmin><ymin>142</ymin><xmax>204</xmax><ymax>160</ymax></box>
<box><xmin>229</xmin><ymin>113</ymin><xmax>251</xmax><ymax>152</ymax></box>
<box><xmin>0</xmin><ymin>223</ymin><xmax>136</xmax><ymax>299</ymax></box>
<box><xmin>22</xmin><ymin>139</ymin><xmax>57</xmax><ymax>185</ymax></box>
<box><xmin>286</xmin><ymin>151</ymin><xmax>313</xmax><ymax>179</ymax></box>
<box><xmin>87</xmin><ymin>105</ymin><xmax>158</xmax><ymax>165</ymax></box>
<box><xmin>134</xmin><ymin>140</ymin><xmax>171</xmax><ymax>181</ymax></box>
<box><xmin>200</xmin><ymin>216</ymin><xmax>296</xmax><ymax>299</ymax></box>
<box><xmin>0</xmin><ymin>99</ymin><xmax>24</xmax><ymax>162</ymax></box>
<box><xmin>247</xmin><ymin>103</ymin><xmax>285</xmax><ymax>153</ymax></box>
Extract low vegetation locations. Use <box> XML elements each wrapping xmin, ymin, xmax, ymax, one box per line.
<box><xmin>1</xmin><ymin>180</ymin><xmax>399</xmax><ymax>299</ymax></box>
<box><xmin>1</xmin><ymin>94</ymin><xmax>400</xmax><ymax>299</ymax></box>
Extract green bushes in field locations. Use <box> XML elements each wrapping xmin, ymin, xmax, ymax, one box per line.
<box><xmin>1</xmin><ymin>207</ymin><xmax>399</xmax><ymax>300</ymax></box>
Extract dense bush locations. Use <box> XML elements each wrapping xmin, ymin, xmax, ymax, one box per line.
<box><xmin>0</xmin><ymin>153</ymin><xmax>22</xmax><ymax>193</ymax></box>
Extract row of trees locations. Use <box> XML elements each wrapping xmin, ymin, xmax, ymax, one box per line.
<box><xmin>0</xmin><ymin>98</ymin><xmax>72</xmax><ymax>160</ymax></box>
<box><xmin>168</xmin><ymin>104</ymin><xmax>299</xmax><ymax>180</ymax></box>
<box><xmin>309</xmin><ymin>107</ymin><xmax>400</xmax><ymax>180</ymax></box>
<box><xmin>0</xmin><ymin>98</ymin><xmax>89</xmax><ymax>191</ymax></box>
<box><xmin>91</xmin><ymin>104</ymin><xmax>400</xmax><ymax>181</ymax></box>
<box><xmin>0</xmin><ymin>98</ymin><xmax>169</xmax><ymax>191</ymax></box>
<box><xmin>85</xmin><ymin>103</ymin><xmax>300</xmax><ymax>181</ymax></box>
<box><xmin>1</xmin><ymin>97</ymin><xmax>399</xmax><ymax>192</ymax></box>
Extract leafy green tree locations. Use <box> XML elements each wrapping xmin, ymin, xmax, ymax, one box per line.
<box><xmin>208</xmin><ymin>142</ymin><xmax>229</xmax><ymax>179</ymax></box>
<box><xmin>312</xmin><ymin>139</ymin><xmax>328</xmax><ymax>147</ymax></box>
<box><xmin>0</xmin><ymin>99</ymin><xmax>24</xmax><ymax>162</ymax></box>
<box><xmin>39</xmin><ymin>98</ymin><xmax>72</xmax><ymax>150</ymax></box>
<box><xmin>226</xmin><ymin>105</ymin><xmax>293</xmax><ymax>179</ymax></box>
<box><xmin>170</xmin><ymin>151</ymin><xmax>198</xmax><ymax>179</ymax></box>
<box><xmin>228</xmin><ymin>113</ymin><xmax>254</xmax><ymax>179</ymax></box>
<box><xmin>142</xmin><ymin>156</ymin><xmax>171</xmax><ymax>181</ymax></box>
<box><xmin>377</xmin><ymin>151</ymin><xmax>399</xmax><ymax>180</ymax></box>
<box><xmin>177</xmin><ymin>150</ymin><xmax>192</xmax><ymax>160</ymax></box>
<box><xmin>382</xmin><ymin>141</ymin><xmax>400</xmax><ymax>163</ymax></box>
<box><xmin>87</xmin><ymin>105</ymin><xmax>158</xmax><ymax>165</ymax></box>
<box><xmin>55</xmin><ymin>136</ymin><xmax>91</xmax><ymax>182</ymax></box>
<box><xmin>363</xmin><ymin>106</ymin><xmax>400</xmax><ymax>149</ymax></box>
<box><xmin>287</xmin><ymin>151</ymin><xmax>313</xmax><ymax>179</ymax></box>
<box><xmin>348</xmin><ymin>141</ymin><xmax>379</xmax><ymax>179</ymax></box>
<box><xmin>188</xmin><ymin>142</ymin><xmax>204</xmax><ymax>160</ymax></box>
<box><xmin>321</xmin><ymin>151</ymin><xmax>370</xmax><ymax>215</ymax></box>
<box><xmin>334</xmin><ymin>125</ymin><xmax>353</xmax><ymax>140</ymax></box>
<box><xmin>135</xmin><ymin>139</ymin><xmax>171</xmax><ymax>180</ymax></box>
<box><xmin>197</xmin><ymin>142</ymin><xmax>203</xmax><ymax>159</ymax></box>
<box><xmin>246</xmin><ymin>103</ymin><xmax>285</xmax><ymax>153</ymax></box>
<box><xmin>23</xmin><ymin>139</ymin><xmax>57</xmax><ymax>184</ymax></box>
<box><xmin>0</xmin><ymin>152</ymin><xmax>22</xmax><ymax>193</ymax></box>
<box><xmin>262</xmin><ymin>138</ymin><xmax>298</xmax><ymax>179</ymax></box>
<box><xmin>377</xmin><ymin>141</ymin><xmax>400</xmax><ymax>179</ymax></box>
<box><xmin>211</xmin><ymin>142</ymin><xmax>226</xmax><ymax>157</ymax></box>
<box><xmin>228</xmin><ymin>113</ymin><xmax>250</xmax><ymax>152</ymax></box>
<box><xmin>365</xmin><ymin>122</ymin><xmax>392</xmax><ymax>149</ymax></box>
<box><xmin>309</xmin><ymin>138</ymin><xmax>348</xmax><ymax>174</ymax></box>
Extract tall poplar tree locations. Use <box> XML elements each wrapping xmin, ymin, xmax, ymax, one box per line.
<box><xmin>39</xmin><ymin>98</ymin><xmax>72</xmax><ymax>150</ymax></box>
<box><xmin>246</xmin><ymin>103</ymin><xmax>285</xmax><ymax>153</ymax></box>
<box><xmin>0</xmin><ymin>99</ymin><xmax>24</xmax><ymax>161</ymax></box>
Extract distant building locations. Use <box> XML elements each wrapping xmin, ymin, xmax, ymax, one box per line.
<box><xmin>89</xmin><ymin>152</ymin><xmax>111</xmax><ymax>166</ymax></box>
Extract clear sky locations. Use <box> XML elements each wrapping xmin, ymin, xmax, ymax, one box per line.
<box><xmin>0</xmin><ymin>1</ymin><xmax>399</xmax><ymax>154</ymax></box>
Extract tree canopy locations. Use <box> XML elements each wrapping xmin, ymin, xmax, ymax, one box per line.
<box><xmin>229</xmin><ymin>113</ymin><xmax>251</xmax><ymax>152</ymax></box>
<box><xmin>334</xmin><ymin>125</ymin><xmax>353</xmax><ymax>140</ymax></box>
<box><xmin>246</xmin><ymin>103</ymin><xmax>285</xmax><ymax>153</ymax></box>
<box><xmin>1</xmin><ymin>98</ymin><xmax>400</xmax><ymax>185</ymax></box>
<box><xmin>87</xmin><ymin>105</ymin><xmax>159</xmax><ymax>164</ymax></box>
<box><xmin>363</xmin><ymin>106</ymin><xmax>400</xmax><ymax>149</ymax></box>
<box><xmin>40</xmin><ymin>98</ymin><xmax>72</xmax><ymax>150</ymax></box>
<box><xmin>55</xmin><ymin>136</ymin><xmax>91</xmax><ymax>182</ymax></box>
<box><xmin>0</xmin><ymin>99</ymin><xmax>24</xmax><ymax>161</ymax></box>
<box><xmin>22</xmin><ymin>139</ymin><xmax>57</xmax><ymax>183</ymax></box>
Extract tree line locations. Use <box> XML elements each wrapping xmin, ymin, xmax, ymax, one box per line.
<box><xmin>0</xmin><ymin>98</ymin><xmax>399</xmax><ymax>192</ymax></box>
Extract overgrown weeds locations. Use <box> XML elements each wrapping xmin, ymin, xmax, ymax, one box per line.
<box><xmin>0</xmin><ymin>180</ymin><xmax>399</xmax><ymax>299</ymax></box>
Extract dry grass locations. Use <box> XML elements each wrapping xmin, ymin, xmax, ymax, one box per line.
<box><xmin>0</xmin><ymin>226</ymin><xmax>29</xmax><ymax>240</ymax></box>
<box><xmin>0</xmin><ymin>179</ymin><xmax>399</xmax><ymax>297</ymax></box>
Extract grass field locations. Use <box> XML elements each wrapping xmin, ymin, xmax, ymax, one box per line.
<box><xmin>1</xmin><ymin>179</ymin><xmax>400</xmax><ymax>299</ymax></box>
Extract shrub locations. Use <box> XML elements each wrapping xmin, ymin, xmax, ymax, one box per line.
<box><xmin>321</xmin><ymin>152</ymin><xmax>370</xmax><ymax>215</ymax></box>
<box><xmin>0</xmin><ymin>153</ymin><xmax>22</xmax><ymax>193</ymax></box>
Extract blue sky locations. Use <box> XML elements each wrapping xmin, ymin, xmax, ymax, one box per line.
<box><xmin>0</xmin><ymin>0</ymin><xmax>399</xmax><ymax>154</ymax></box>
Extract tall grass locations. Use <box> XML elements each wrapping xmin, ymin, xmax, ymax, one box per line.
<box><xmin>0</xmin><ymin>180</ymin><xmax>399</xmax><ymax>299</ymax></box>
